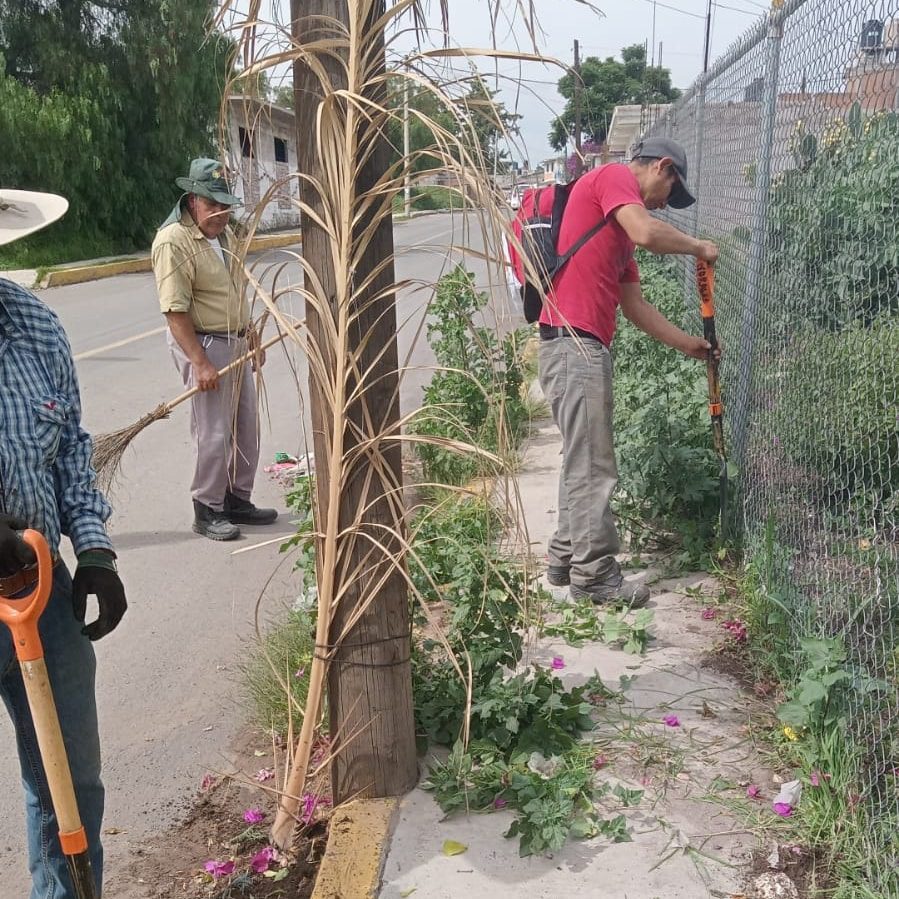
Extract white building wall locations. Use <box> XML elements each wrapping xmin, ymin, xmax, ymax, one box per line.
<box><xmin>228</xmin><ymin>100</ymin><xmax>301</xmax><ymax>231</ymax></box>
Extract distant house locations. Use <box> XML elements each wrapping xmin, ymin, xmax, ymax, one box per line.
<box><xmin>606</xmin><ymin>104</ymin><xmax>672</xmax><ymax>163</ymax></box>
<box><xmin>227</xmin><ymin>96</ymin><xmax>300</xmax><ymax>231</ymax></box>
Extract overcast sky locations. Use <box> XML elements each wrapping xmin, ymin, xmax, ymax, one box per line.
<box><xmin>251</xmin><ymin>0</ymin><xmax>769</xmax><ymax>163</ymax></box>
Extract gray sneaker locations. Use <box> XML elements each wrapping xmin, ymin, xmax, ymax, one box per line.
<box><xmin>193</xmin><ymin>501</ymin><xmax>241</xmax><ymax>541</ymax></box>
<box><xmin>546</xmin><ymin>564</ymin><xmax>571</xmax><ymax>587</ymax></box>
<box><xmin>570</xmin><ymin>578</ymin><xmax>650</xmax><ymax>609</ymax></box>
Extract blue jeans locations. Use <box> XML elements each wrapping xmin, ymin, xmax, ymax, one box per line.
<box><xmin>0</xmin><ymin>563</ymin><xmax>104</xmax><ymax>898</ymax></box>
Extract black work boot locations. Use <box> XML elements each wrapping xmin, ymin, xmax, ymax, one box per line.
<box><xmin>224</xmin><ymin>492</ymin><xmax>278</xmax><ymax>526</ymax></box>
<box><xmin>193</xmin><ymin>500</ymin><xmax>241</xmax><ymax>541</ymax></box>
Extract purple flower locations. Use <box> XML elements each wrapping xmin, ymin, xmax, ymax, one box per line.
<box><xmin>701</xmin><ymin>607</ymin><xmax>717</xmax><ymax>620</ymax></box>
<box><xmin>493</xmin><ymin>797</ymin><xmax>508</xmax><ymax>809</ymax></box>
<box><xmin>204</xmin><ymin>859</ymin><xmax>235</xmax><ymax>879</ymax></box>
<box><xmin>746</xmin><ymin>784</ymin><xmax>761</xmax><ymax>799</ymax></box>
<box><xmin>551</xmin><ymin>656</ymin><xmax>565</xmax><ymax>670</ymax></box>
<box><xmin>250</xmin><ymin>847</ymin><xmax>276</xmax><ymax>874</ymax></box>
<box><xmin>773</xmin><ymin>802</ymin><xmax>793</xmax><ymax>817</ymax></box>
<box><xmin>254</xmin><ymin>768</ymin><xmax>275</xmax><ymax>782</ymax></box>
<box><xmin>200</xmin><ymin>773</ymin><xmax>217</xmax><ymax>791</ymax></box>
<box><xmin>663</xmin><ymin>714</ymin><xmax>680</xmax><ymax>727</ymax></box>
<box><xmin>593</xmin><ymin>754</ymin><xmax>608</xmax><ymax>770</ymax></box>
<box><xmin>301</xmin><ymin>793</ymin><xmax>320</xmax><ymax>824</ymax></box>
<box><xmin>243</xmin><ymin>808</ymin><xmax>265</xmax><ymax>824</ymax></box>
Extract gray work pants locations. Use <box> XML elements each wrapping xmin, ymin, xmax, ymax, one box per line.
<box><xmin>538</xmin><ymin>336</ymin><xmax>621</xmax><ymax>587</ymax></box>
<box><xmin>168</xmin><ymin>330</ymin><xmax>260</xmax><ymax>510</ymax></box>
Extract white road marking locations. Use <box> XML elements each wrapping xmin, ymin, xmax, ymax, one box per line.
<box><xmin>73</xmin><ymin>325</ymin><xmax>167</xmax><ymax>361</ymax></box>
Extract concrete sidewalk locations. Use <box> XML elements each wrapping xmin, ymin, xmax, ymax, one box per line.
<box><xmin>380</xmin><ymin>417</ymin><xmax>763</xmax><ymax>899</ymax></box>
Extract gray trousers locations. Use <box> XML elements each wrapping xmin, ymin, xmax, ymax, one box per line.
<box><xmin>168</xmin><ymin>330</ymin><xmax>260</xmax><ymax>510</ymax></box>
<box><xmin>538</xmin><ymin>336</ymin><xmax>622</xmax><ymax>587</ymax></box>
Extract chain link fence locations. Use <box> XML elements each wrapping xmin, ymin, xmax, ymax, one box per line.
<box><xmin>643</xmin><ymin>0</ymin><xmax>899</xmax><ymax>890</ymax></box>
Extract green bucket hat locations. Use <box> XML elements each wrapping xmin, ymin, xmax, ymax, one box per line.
<box><xmin>175</xmin><ymin>158</ymin><xmax>241</xmax><ymax>207</ymax></box>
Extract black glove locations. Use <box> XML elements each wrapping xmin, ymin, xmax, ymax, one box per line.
<box><xmin>72</xmin><ymin>552</ymin><xmax>127</xmax><ymax>641</ymax></box>
<box><xmin>0</xmin><ymin>514</ymin><xmax>36</xmax><ymax>577</ymax></box>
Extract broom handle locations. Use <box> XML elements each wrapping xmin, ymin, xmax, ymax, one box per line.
<box><xmin>163</xmin><ymin>324</ymin><xmax>302</xmax><ymax>413</ymax></box>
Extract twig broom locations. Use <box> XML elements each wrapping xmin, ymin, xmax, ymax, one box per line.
<box><xmin>92</xmin><ymin>322</ymin><xmax>303</xmax><ymax>492</ymax></box>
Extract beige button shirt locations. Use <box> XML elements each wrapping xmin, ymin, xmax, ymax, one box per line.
<box><xmin>151</xmin><ymin>210</ymin><xmax>249</xmax><ymax>334</ymax></box>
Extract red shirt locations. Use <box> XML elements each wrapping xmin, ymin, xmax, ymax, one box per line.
<box><xmin>538</xmin><ymin>164</ymin><xmax>642</xmax><ymax>346</ymax></box>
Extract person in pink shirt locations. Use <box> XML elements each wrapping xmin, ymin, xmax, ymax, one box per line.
<box><xmin>538</xmin><ymin>137</ymin><xmax>719</xmax><ymax>607</ymax></box>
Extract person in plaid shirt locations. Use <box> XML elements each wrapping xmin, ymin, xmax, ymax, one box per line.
<box><xmin>0</xmin><ymin>189</ymin><xmax>126</xmax><ymax>897</ymax></box>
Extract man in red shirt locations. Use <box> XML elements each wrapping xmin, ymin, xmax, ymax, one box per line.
<box><xmin>538</xmin><ymin>137</ymin><xmax>718</xmax><ymax>607</ymax></box>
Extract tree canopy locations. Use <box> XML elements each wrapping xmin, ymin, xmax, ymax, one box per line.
<box><xmin>548</xmin><ymin>44</ymin><xmax>680</xmax><ymax>152</ymax></box>
<box><xmin>383</xmin><ymin>76</ymin><xmax>519</xmax><ymax>176</ymax></box>
<box><xmin>0</xmin><ymin>0</ymin><xmax>231</xmax><ymax>264</ymax></box>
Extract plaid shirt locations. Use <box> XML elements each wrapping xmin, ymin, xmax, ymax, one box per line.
<box><xmin>0</xmin><ymin>278</ymin><xmax>112</xmax><ymax>557</ymax></box>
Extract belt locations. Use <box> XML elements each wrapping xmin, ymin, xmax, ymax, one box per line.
<box><xmin>0</xmin><ymin>565</ymin><xmax>39</xmax><ymax>597</ymax></box>
<box><xmin>196</xmin><ymin>328</ymin><xmax>247</xmax><ymax>339</ymax></box>
<box><xmin>539</xmin><ymin>324</ymin><xmax>605</xmax><ymax>346</ymax></box>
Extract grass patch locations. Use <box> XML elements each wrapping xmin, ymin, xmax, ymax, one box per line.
<box><xmin>0</xmin><ymin>228</ymin><xmax>131</xmax><ymax>269</ymax></box>
<box><xmin>240</xmin><ymin>608</ymin><xmax>315</xmax><ymax>738</ymax></box>
<box><xmin>392</xmin><ymin>185</ymin><xmax>462</xmax><ymax>214</ymax></box>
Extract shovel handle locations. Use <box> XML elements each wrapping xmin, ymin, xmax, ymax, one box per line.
<box><xmin>0</xmin><ymin>529</ymin><xmax>53</xmax><ymax>662</ymax></box>
<box><xmin>0</xmin><ymin>530</ymin><xmax>98</xmax><ymax>896</ymax></box>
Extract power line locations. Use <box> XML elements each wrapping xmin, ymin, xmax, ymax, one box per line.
<box><xmin>713</xmin><ymin>1</ymin><xmax>766</xmax><ymax>15</ymax></box>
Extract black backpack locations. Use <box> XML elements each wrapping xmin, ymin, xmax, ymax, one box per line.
<box><xmin>513</xmin><ymin>178</ymin><xmax>608</xmax><ymax>323</ymax></box>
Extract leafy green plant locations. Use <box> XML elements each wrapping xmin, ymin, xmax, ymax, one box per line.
<box><xmin>542</xmin><ymin>600</ymin><xmax>654</xmax><ymax>655</ymax></box>
<box><xmin>612</xmin><ymin>251</ymin><xmax>721</xmax><ymax>560</ymax></box>
<box><xmin>413</xmin><ymin>266</ymin><xmax>530</xmax><ymax>485</ymax></box>
<box><xmin>766</xmin><ymin>315</ymin><xmax>899</xmax><ymax>521</ymax></box>
<box><xmin>766</xmin><ymin>106</ymin><xmax>899</xmax><ymax>330</ymax></box>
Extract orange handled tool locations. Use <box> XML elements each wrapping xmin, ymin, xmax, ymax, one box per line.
<box><xmin>695</xmin><ymin>259</ymin><xmax>728</xmax><ymax>534</ymax></box>
<box><xmin>0</xmin><ymin>530</ymin><xmax>99</xmax><ymax>899</ymax></box>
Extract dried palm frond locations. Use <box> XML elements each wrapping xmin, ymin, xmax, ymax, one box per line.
<box><xmin>211</xmin><ymin>0</ymin><xmax>576</xmax><ymax>851</ymax></box>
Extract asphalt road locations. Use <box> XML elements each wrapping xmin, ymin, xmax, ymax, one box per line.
<box><xmin>0</xmin><ymin>212</ymin><xmax>516</xmax><ymax>894</ymax></box>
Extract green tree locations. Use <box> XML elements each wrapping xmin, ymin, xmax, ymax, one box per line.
<box><xmin>382</xmin><ymin>76</ymin><xmax>518</xmax><ymax>176</ymax></box>
<box><xmin>0</xmin><ymin>0</ymin><xmax>232</xmax><ymax>265</ymax></box>
<box><xmin>548</xmin><ymin>44</ymin><xmax>679</xmax><ymax>152</ymax></box>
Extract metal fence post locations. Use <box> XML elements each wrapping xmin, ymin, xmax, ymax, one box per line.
<box><xmin>732</xmin><ymin>8</ymin><xmax>785</xmax><ymax>473</ymax></box>
<box><xmin>682</xmin><ymin>80</ymin><xmax>708</xmax><ymax>323</ymax></box>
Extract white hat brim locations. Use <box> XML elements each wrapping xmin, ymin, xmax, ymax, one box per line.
<box><xmin>0</xmin><ymin>190</ymin><xmax>69</xmax><ymax>246</ymax></box>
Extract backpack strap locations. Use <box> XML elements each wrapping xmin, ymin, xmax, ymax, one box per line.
<box><xmin>552</xmin><ymin>217</ymin><xmax>608</xmax><ymax>275</ymax></box>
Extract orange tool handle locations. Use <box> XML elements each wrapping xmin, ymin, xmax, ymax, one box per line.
<box><xmin>696</xmin><ymin>258</ymin><xmax>716</xmax><ymax>322</ymax></box>
<box><xmin>0</xmin><ymin>529</ymin><xmax>53</xmax><ymax>662</ymax></box>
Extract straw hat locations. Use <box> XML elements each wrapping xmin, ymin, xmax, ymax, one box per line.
<box><xmin>0</xmin><ymin>190</ymin><xmax>69</xmax><ymax>246</ymax></box>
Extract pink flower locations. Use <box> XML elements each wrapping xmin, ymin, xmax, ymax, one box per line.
<box><xmin>493</xmin><ymin>797</ymin><xmax>508</xmax><ymax>809</ymax></box>
<box><xmin>701</xmin><ymin>607</ymin><xmax>717</xmax><ymax>620</ymax></box>
<box><xmin>746</xmin><ymin>784</ymin><xmax>761</xmax><ymax>799</ymax></box>
<box><xmin>593</xmin><ymin>755</ymin><xmax>608</xmax><ymax>770</ymax></box>
<box><xmin>301</xmin><ymin>793</ymin><xmax>321</xmax><ymax>824</ymax></box>
<box><xmin>663</xmin><ymin>714</ymin><xmax>680</xmax><ymax>727</ymax></box>
<box><xmin>243</xmin><ymin>808</ymin><xmax>265</xmax><ymax>824</ymax></box>
<box><xmin>722</xmin><ymin>619</ymin><xmax>748</xmax><ymax>643</ymax></box>
<box><xmin>204</xmin><ymin>859</ymin><xmax>235</xmax><ymax>879</ymax></box>
<box><xmin>551</xmin><ymin>656</ymin><xmax>565</xmax><ymax>670</ymax></box>
<box><xmin>254</xmin><ymin>768</ymin><xmax>275</xmax><ymax>782</ymax></box>
<box><xmin>773</xmin><ymin>802</ymin><xmax>793</xmax><ymax>817</ymax></box>
<box><xmin>200</xmin><ymin>773</ymin><xmax>217</xmax><ymax>792</ymax></box>
<box><xmin>250</xmin><ymin>847</ymin><xmax>276</xmax><ymax>874</ymax></box>
<box><xmin>294</xmin><ymin>667</ymin><xmax>306</xmax><ymax>679</ymax></box>
<box><xmin>809</xmin><ymin>771</ymin><xmax>831</xmax><ymax>787</ymax></box>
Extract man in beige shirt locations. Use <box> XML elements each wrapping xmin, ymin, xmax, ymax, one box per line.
<box><xmin>151</xmin><ymin>158</ymin><xmax>277</xmax><ymax>540</ymax></box>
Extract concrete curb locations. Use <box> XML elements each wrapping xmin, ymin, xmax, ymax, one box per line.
<box><xmin>312</xmin><ymin>798</ymin><xmax>399</xmax><ymax>899</ymax></box>
<box><xmin>39</xmin><ymin>231</ymin><xmax>302</xmax><ymax>289</ymax></box>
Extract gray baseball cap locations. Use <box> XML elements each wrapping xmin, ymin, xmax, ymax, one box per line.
<box><xmin>631</xmin><ymin>137</ymin><xmax>696</xmax><ymax>209</ymax></box>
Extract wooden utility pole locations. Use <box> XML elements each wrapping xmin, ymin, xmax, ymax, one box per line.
<box><xmin>573</xmin><ymin>39</ymin><xmax>582</xmax><ymax>175</ymax></box>
<box><xmin>289</xmin><ymin>0</ymin><xmax>417</xmax><ymax>804</ymax></box>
